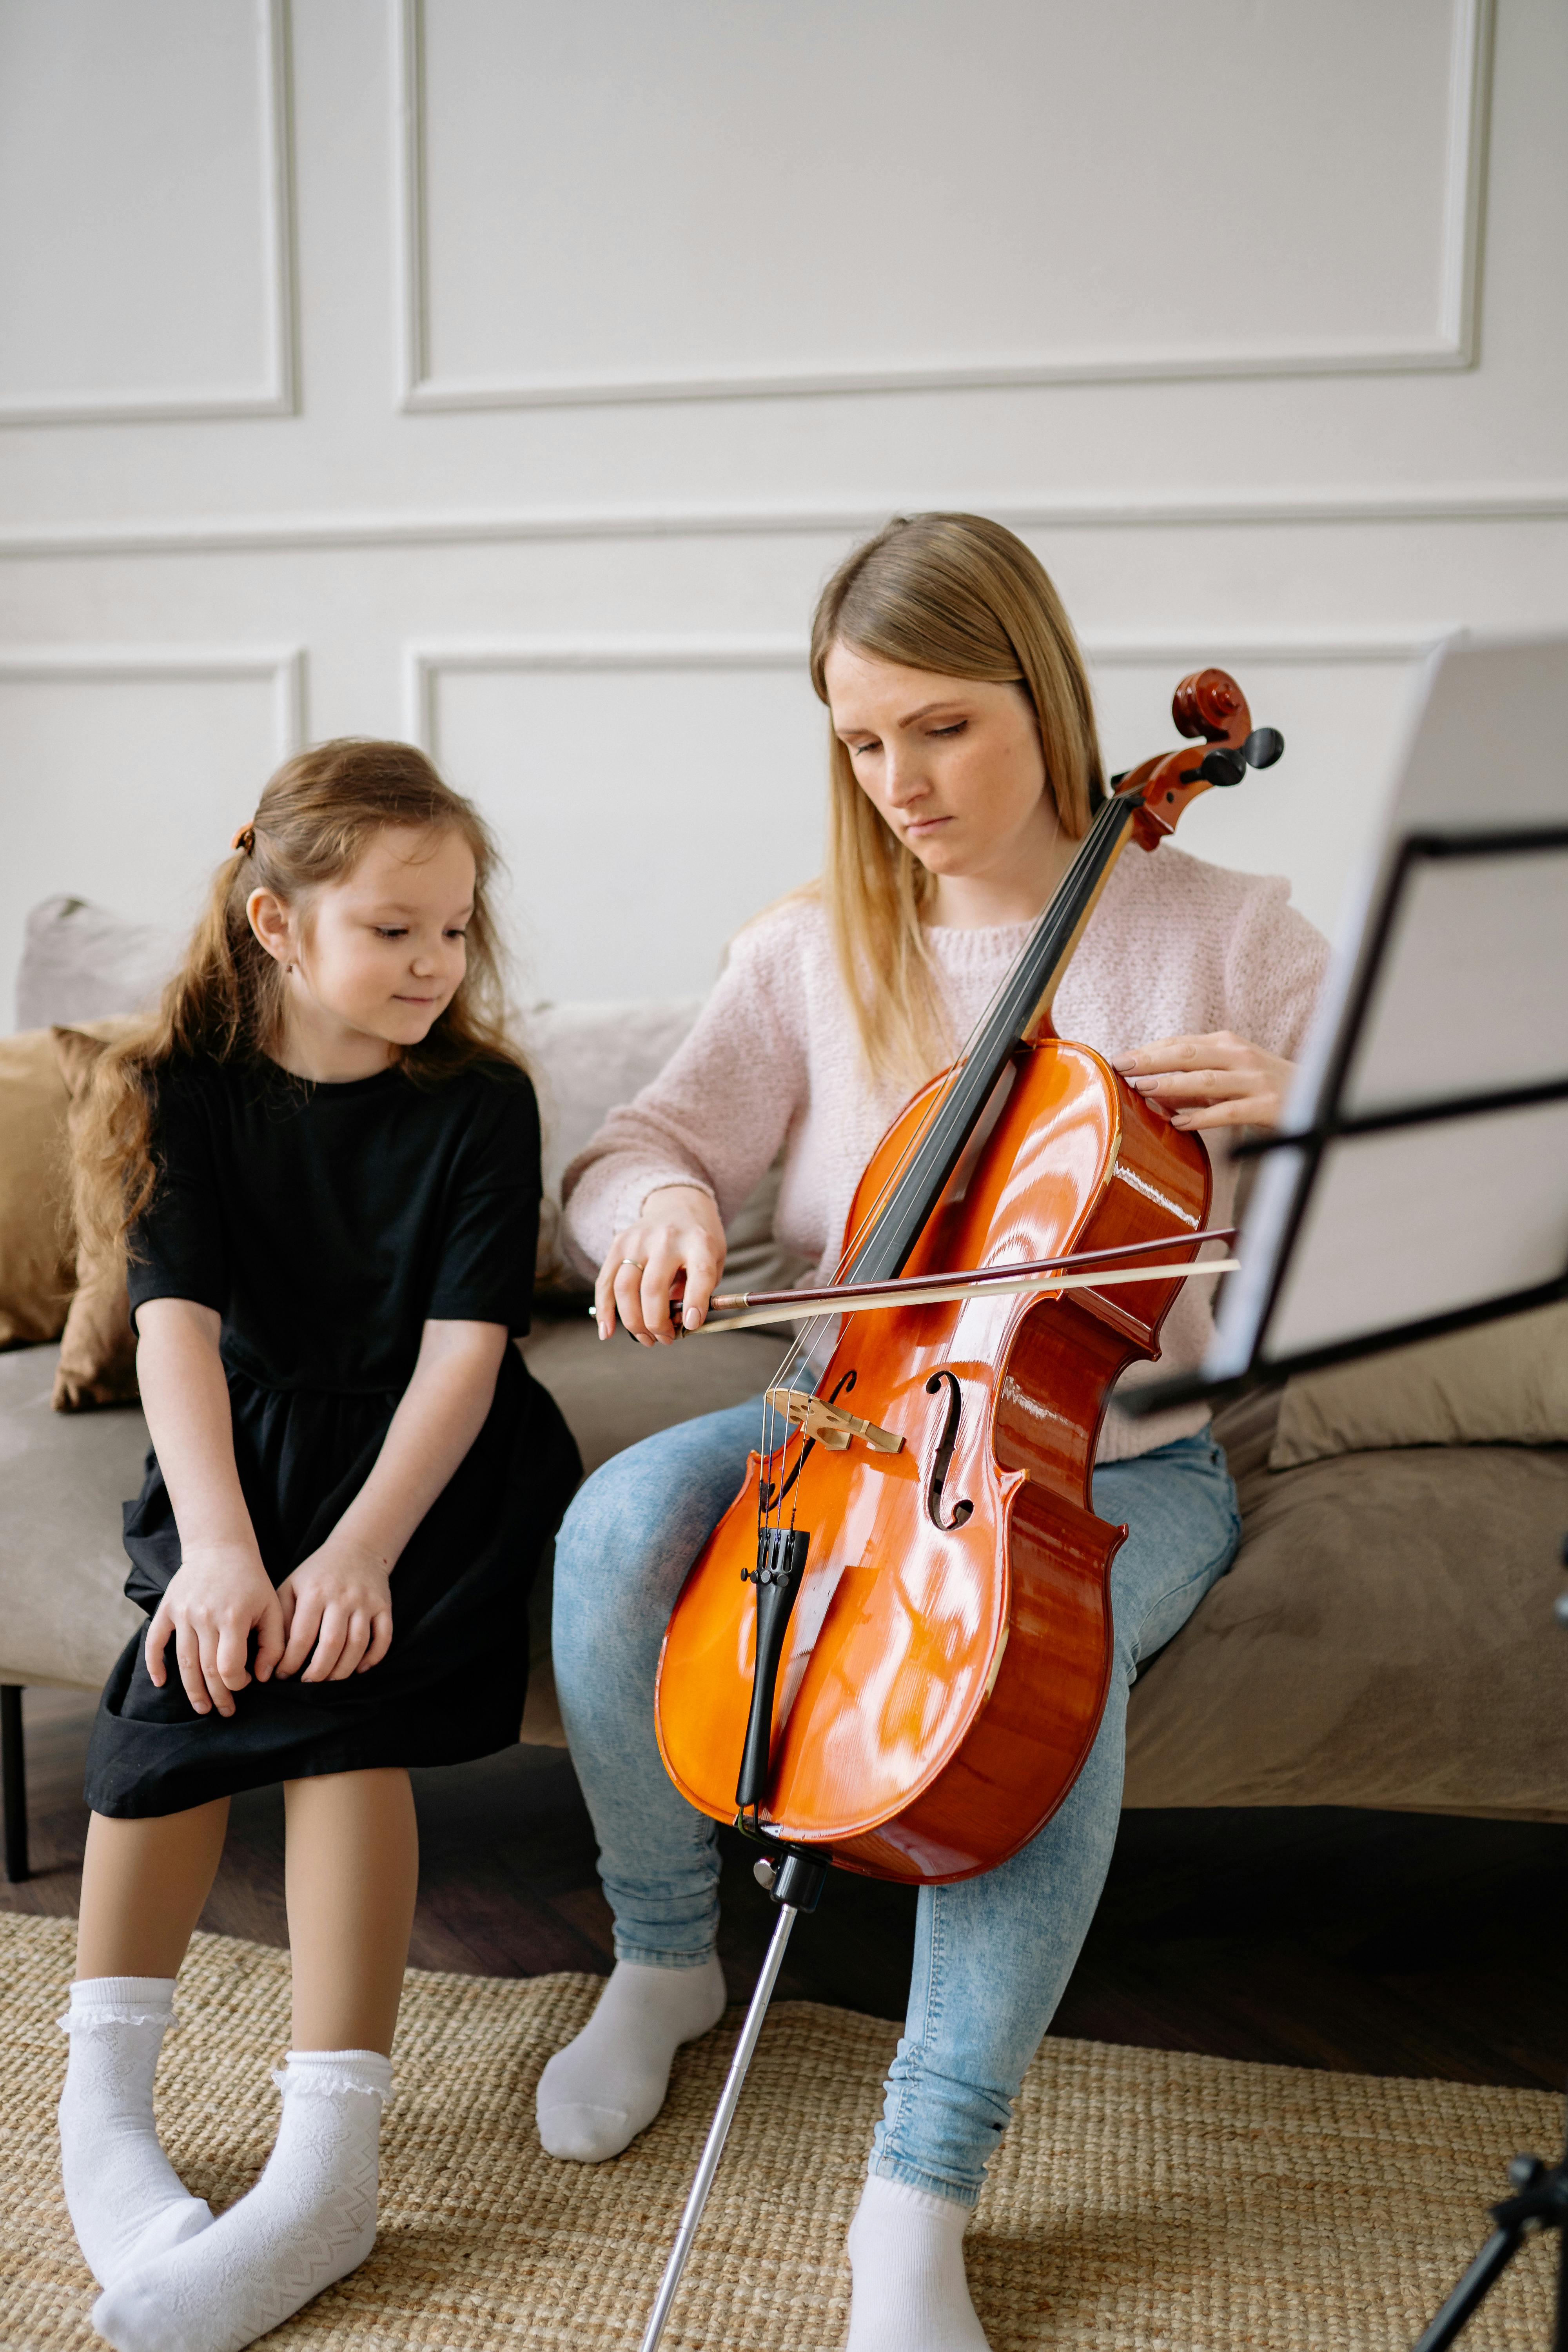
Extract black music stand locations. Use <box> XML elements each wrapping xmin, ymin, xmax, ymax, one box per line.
<box><xmin>1126</xmin><ymin>631</ymin><xmax>1568</xmax><ymax>2348</ymax></box>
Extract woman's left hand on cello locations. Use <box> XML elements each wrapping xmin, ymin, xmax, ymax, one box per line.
<box><xmin>1111</xmin><ymin>1030</ymin><xmax>1294</xmax><ymax>1132</ymax></box>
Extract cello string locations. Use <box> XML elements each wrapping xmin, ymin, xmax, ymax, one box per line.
<box><xmin>840</xmin><ymin>799</ymin><xmax>1134</xmax><ymax>1291</ymax></box>
<box><xmin>804</xmin><ymin>799</ymin><xmax>1118</xmax><ymax>1301</ymax></box>
<box><xmin>746</xmin><ymin>799</ymin><xmax>1123</xmax><ymax>1637</ymax></box>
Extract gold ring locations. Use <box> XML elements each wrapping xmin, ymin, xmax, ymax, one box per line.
<box><xmin>619</xmin><ymin>1258</ymin><xmax>646</xmax><ymax>1272</ymax></box>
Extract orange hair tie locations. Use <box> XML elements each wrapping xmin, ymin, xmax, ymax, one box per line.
<box><xmin>231</xmin><ymin>823</ymin><xmax>257</xmax><ymax>856</ymax></box>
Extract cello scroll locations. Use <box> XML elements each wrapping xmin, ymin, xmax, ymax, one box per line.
<box><xmin>1123</xmin><ymin>667</ymin><xmax>1285</xmax><ymax>850</ymax></box>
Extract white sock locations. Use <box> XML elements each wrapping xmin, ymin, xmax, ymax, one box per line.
<box><xmin>535</xmin><ymin>1955</ymin><xmax>726</xmax><ymax>2161</ymax></box>
<box><xmin>844</xmin><ymin>2174</ymin><xmax>990</xmax><ymax>2352</ymax></box>
<box><xmin>58</xmin><ymin>1976</ymin><xmax>214</xmax><ymax>2289</ymax></box>
<box><xmin>91</xmin><ymin>2047</ymin><xmax>392</xmax><ymax>2352</ymax></box>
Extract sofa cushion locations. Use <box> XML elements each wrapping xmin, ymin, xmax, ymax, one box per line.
<box><xmin>0</xmin><ymin>1031</ymin><xmax>75</xmax><ymax>1349</ymax></box>
<box><xmin>1124</xmin><ymin>1424</ymin><xmax>1568</xmax><ymax>1821</ymax></box>
<box><xmin>0</xmin><ymin>1016</ymin><xmax>145</xmax><ymax>1378</ymax></box>
<box><xmin>520</xmin><ymin>1305</ymin><xmax>787</xmax><ymax>1478</ymax></box>
<box><xmin>1271</xmin><ymin>1301</ymin><xmax>1568</xmax><ymax>1467</ymax></box>
<box><xmin>524</xmin><ymin>998</ymin><xmax>703</xmax><ymax>1205</ymax></box>
<box><xmin>526</xmin><ymin>996</ymin><xmax>702</xmax><ymax>1289</ymax></box>
<box><xmin>49</xmin><ymin>1025</ymin><xmax>140</xmax><ymax>1410</ymax></box>
<box><xmin>523</xmin><ymin>995</ymin><xmax>809</xmax><ymax>1298</ymax></box>
<box><xmin>16</xmin><ymin>897</ymin><xmax>180</xmax><ymax>1031</ymax></box>
<box><xmin>0</xmin><ymin>1342</ymin><xmax>147</xmax><ymax>1686</ymax></box>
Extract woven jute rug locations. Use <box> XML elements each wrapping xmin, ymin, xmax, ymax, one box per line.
<box><xmin>0</xmin><ymin>1911</ymin><xmax>1559</xmax><ymax>2351</ymax></box>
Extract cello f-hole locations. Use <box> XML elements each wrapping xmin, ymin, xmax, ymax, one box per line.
<box><xmin>924</xmin><ymin>1371</ymin><xmax>974</xmax><ymax>1533</ymax></box>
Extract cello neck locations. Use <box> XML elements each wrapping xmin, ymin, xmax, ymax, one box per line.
<box><xmin>843</xmin><ymin>791</ymin><xmax>1139</xmax><ymax>1289</ymax></box>
<box><xmin>1017</xmin><ymin>789</ymin><xmax>1142</xmax><ymax>1042</ymax></box>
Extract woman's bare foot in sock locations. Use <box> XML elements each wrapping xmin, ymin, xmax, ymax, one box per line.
<box><xmin>535</xmin><ymin>1956</ymin><xmax>726</xmax><ymax>2161</ymax></box>
<box><xmin>844</xmin><ymin>2176</ymin><xmax>990</xmax><ymax>2351</ymax></box>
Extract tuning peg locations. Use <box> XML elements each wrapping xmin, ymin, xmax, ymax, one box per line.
<box><xmin>1243</xmin><ymin>727</ymin><xmax>1285</xmax><ymax>769</ymax></box>
<box><xmin>1199</xmin><ymin>748</ymin><xmax>1247</xmax><ymax>788</ymax></box>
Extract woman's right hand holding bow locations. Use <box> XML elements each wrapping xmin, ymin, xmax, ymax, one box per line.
<box><xmin>597</xmin><ymin>1184</ymin><xmax>727</xmax><ymax>1345</ymax></box>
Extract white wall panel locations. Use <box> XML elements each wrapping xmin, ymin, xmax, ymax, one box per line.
<box><xmin>419</xmin><ymin>651</ymin><xmax>828</xmax><ymax>1000</ymax></box>
<box><xmin>405</xmin><ymin>0</ymin><xmax>1485</xmax><ymax>407</ymax></box>
<box><xmin>0</xmin><ymin>0</ymin><xmax>1564</xmax><ymax>1022</ymax></box>
<box><xmin>0</xmin><ymin>652</ymin><xmax>302</xmax><ymax>1025</ymax></box>
<box><xmin>0</xmin><ymin>0</ymin><xmax>293</xmax><ymax>422</ymax></box>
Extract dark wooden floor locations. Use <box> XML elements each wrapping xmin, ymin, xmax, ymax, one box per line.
<box><xmin>7</xmin><ymin>1687</ymin><xmax>1568</xmax><ymax>2094</ymax></box>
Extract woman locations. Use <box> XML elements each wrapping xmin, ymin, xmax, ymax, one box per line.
<box><xmin>541</xmin><ymin>515</ymin><xmax>1327</xmax><ymax>2350</ymax></box>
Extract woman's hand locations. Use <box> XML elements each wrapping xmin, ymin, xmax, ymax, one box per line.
<box><xmin>1111</xmin><ymin>1032</ymin><xmax>1295</xmax><ymax>1132</ymax></box>
<box><xmin>275</xmin><ymin>1539</ymin><xmax>394</xmax><ymax>1682</ymax></box>
<box><xmin>597</xmin><ymin>1184</ymin><xmax>727</xmax><ymax>1345</ymax></box>
<box><xmin>145</xmin><ymin>1543</ymin><xmax>285</xmax><ymax>1718</ymax></box>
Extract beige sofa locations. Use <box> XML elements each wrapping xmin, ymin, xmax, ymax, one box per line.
<box><xmin>4</xmin><ymin>896</ymin><xmax>1566</xmax><ymax>1881</ymax></box>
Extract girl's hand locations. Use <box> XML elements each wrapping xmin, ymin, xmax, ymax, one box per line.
<box><xmin>275</xmin><ymin>1540</ymin><xmax>394</xmax><ymax>1682</ymax></box>
<box><xmin>1111</xmin><ymin>1032</ymin><xmax>1296</xmax><ymax>1133</ymax></box>
<box><xmin>596</xmin><ymin>1184</ymin><xmax>727</xmax><ymax>1346</ymax></box>
<box><xmin>146</xmin><ymin>1544</ymin><xmax>285</xmax><ymax>1719</ymax></box>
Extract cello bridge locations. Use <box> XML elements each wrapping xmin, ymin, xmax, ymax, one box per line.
<box><xmin>765</xmin><ymin>1387</ymin><xmax>904</xmax><ymax>1456</ymax></box>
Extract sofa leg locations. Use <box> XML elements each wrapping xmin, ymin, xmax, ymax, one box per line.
<box><xmin>2</xmin><ymin>1687</ymin><xmax>28</xmax><ymax>1884</ymax></box>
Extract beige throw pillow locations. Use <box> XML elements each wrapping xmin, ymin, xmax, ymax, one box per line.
<box><xmin>1270</xmin><ymin>1299</ymin><xmax>1568</xmax><ymax>1467</ymax></box>
<box><xmin>49</xmin><ymin>1023</ymin><xmax>143</xmax><ymax>1411</ymax></box>
<box><xmin>0</xmin><ymin>1029</ymin><xmax>78</xmax><ymax>1346</ymax></box>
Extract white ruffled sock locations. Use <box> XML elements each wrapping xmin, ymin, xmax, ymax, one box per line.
<box><xmin>58</xmin><ymin>1976</ymin><xmax>214</xmax><ymax>2289</ymax></box>
<box><xmin>535</xmin><ymin>1955</ymin><xmax>726</xmax><ymax>2161</ymax></box>
<box><xmin>91</xmin><ymin>2047</ymin><xmax>391</xmax><ymax>2352</ymax></box>
<box><xmin>844</xmin><ymin>2174</ymin><xmax>990</xmax><ymax>2352</ymax></box>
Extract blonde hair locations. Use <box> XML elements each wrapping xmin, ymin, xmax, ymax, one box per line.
<box><xmin>75</xmin><ymin>737</ymin><xmax>521</xmax><ymax>1268</ymax></box>
<box><xmin>808</xmin><ymin>512</ymin><xmax>1103</xmax><ymax>1085</ymax></box>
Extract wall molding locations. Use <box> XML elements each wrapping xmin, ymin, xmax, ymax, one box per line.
<box><xmin>396</xmin><ymin>0</ymin><xmax>1492</xmax><ymax>413</ymax></box>
<box><xmin>3</xmin><ymin>480</ymin><xmax>1565</xmax><ymax>564</ymax></box>
<box><xmin>0</xmin><ymin>644</ymin><xmax>307</xmax><ymax>751</ymax></box>
<box><xmin>405</xmin><ymin>628</ymin><xmax>1441</xmax><ymax>749</ymax></box>
<box><xmin>0</xmin><ymin>0</ymin><xmax>297</xmax><ymax>428</ymax></box>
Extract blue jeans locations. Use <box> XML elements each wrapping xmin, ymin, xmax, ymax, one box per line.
<box><xmin>552</xmin><ymin>1399</ymin><xmax>1240</xmax><ymax>2207</ymax></box>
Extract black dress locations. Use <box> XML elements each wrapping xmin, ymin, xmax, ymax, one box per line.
<box><xmin>84</xmin><ymin>1053</ymin><xmax>581</xmax><ymax>1819</ymax></box>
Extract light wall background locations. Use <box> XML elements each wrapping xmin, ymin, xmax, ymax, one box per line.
<box><xmin>2</xmin><ymin>0</ymin><xmax>1564</xmax><ymax>1019</ymax></box>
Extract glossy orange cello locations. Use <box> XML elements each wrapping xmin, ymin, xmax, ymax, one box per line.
<box><xmin>635</xmin><ymin>669</ymin><xmax>1283</xmax><ymax>2351</ymax></box>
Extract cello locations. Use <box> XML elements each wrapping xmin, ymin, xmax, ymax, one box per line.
<box><xmin>636</xmin><ymin>667</ymin><xmax>1283</xmax><ymax>2348</ymax></box>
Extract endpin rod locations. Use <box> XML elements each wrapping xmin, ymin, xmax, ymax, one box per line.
<box><xmin>638</xmin><ymin>1902</ymin><xmax>800</xmax><ymax>2352</ymax></box>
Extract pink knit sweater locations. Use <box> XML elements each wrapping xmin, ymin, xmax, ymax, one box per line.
<box><xmin>563</xmin><ymin>844</ymin><xmax>1328</xmax><ymax>1460</ymax></box>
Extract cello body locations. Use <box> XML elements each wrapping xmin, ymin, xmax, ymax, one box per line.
<box><xmin>654</xmin><ymin>1039</ymin><xmax>1210</xmax><ymax>1883</ymax></box>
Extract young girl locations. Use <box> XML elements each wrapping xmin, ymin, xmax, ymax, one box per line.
<box><xmin>62</xmin><ymin>739</ymin><xmax>579</xmax><ymax>2352</ymax></box>
<box><xmin>544</xmin><ymin>516</ymin><xmax>1328</xmax><ymax>2348</ymax></box>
